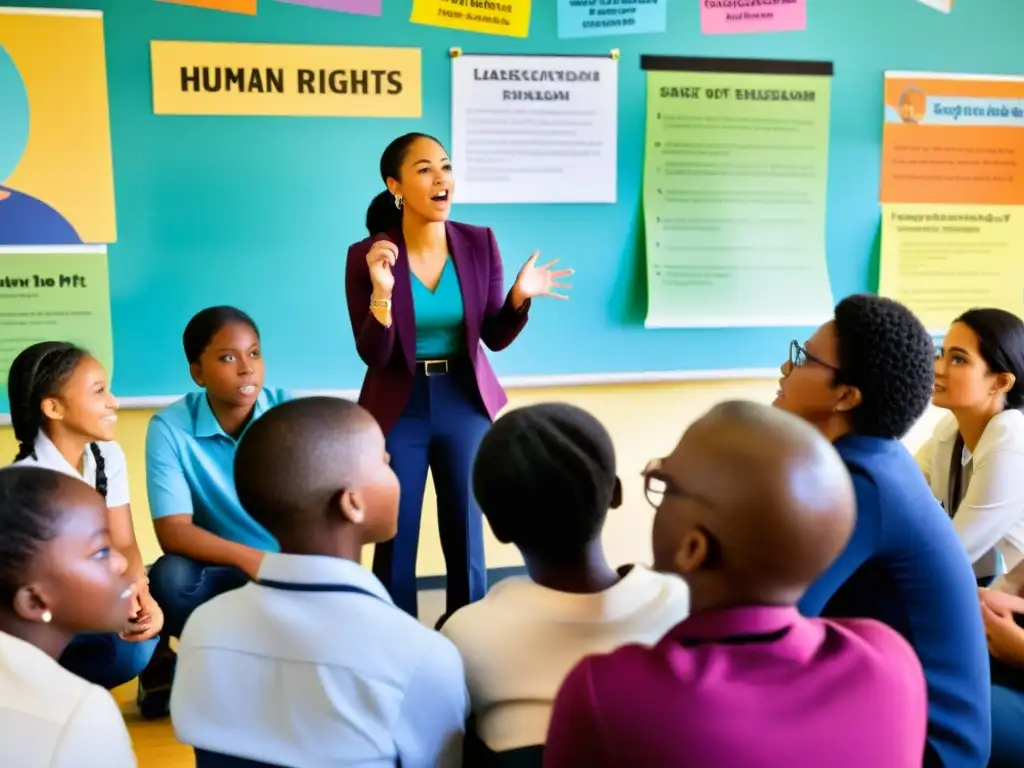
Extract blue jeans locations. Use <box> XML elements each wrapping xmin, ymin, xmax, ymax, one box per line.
<box><xmin>60</xmin><ymin>632</ymin><xmax>158</xmax><ymax>690</ymax></box>
<box><xmin>991</xmin><ymin>684</ymin><xmax>1024</xmax><ymax>767</ymax></box>
<box><xmin>373</xmin><ymin>362</ymin><xmax>490</xmax><ymax>618</ymax></box>
<box><xmin>147</xmin><ymin>554</ymin><xmax>249</xmax><ymax>638</ymax></box>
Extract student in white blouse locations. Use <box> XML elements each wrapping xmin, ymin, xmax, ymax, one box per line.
<box><xmin>915</xmin><ymin>309</ymin><xmax>1024</xmax><ymax>583</ymax></box>
<box><xmin>6</xmin><ymin>342</ymin><xmax>163</xmax><ymax>690</ymax></box>
<box><xmin>0</xmin><ymin>466</ymin><xmax>138</xmax><ymax>767</ymax></box>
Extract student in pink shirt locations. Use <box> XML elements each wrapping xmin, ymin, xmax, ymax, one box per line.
<box><xmin>544</xmin><ymin>401</ymin><xmax>928</xmax><ymax>768</ymax></box>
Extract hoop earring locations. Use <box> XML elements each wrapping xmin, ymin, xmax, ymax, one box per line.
<box><xmin>394</xmin><ymin>195</ymin><xmax>403</xmax><ymax>210</ymax></box>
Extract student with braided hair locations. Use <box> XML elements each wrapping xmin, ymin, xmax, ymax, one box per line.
<box><xmin>6</xmin><ymin>341</ymin><xmax>162</xmax><ymax>691</ymax></box>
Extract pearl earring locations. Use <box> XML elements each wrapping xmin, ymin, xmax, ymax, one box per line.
<box><xmin>394</xmin><ymin>195</ymin><xmax>403</xmax><ymax>210</ymax></box>
<box><xmin>41</xmin><ymin>610</ymin><xmax>52</xmax><ymax>624</ymax></box>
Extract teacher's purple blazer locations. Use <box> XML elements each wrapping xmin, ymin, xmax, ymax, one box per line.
<box><xmin>345</xmin><ymin>220</ymin><xmax>529</xmax><ymax>435</ymax></box>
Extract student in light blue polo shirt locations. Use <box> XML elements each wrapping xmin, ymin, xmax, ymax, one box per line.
<box><xmin>137</xmin><ymin>306</ymin><xmax>289</xmax><ymax>718</ymax></box>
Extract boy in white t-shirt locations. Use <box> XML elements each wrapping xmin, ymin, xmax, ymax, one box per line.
<box><xmin>6</xmin><ymin>342</ymin><xmax>162</xmax><ymax>690</ymax></box>
<box><xmin>440</xmin><ymin>403</ymin><xmax>690</xmax><ymax>761</ymax></box>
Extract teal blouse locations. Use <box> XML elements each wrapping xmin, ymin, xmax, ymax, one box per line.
<box><xmin>411</xmin><ymin>258</ymin><xmax>466</xmax><ymax>359</ymax></box>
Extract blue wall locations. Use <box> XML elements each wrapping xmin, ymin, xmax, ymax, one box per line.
<box><xmin>5</xmin><ymin>0</ymin><xmax>1023</xmax><ymax>401</ymax></box>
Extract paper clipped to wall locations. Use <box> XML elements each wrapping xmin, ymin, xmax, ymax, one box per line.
<box><xmin>0</xmin><ymin>7</ymin><xmax>117</xmax><ymax>245</ymax></box>
<box><xmin>640</xmin><ymin>55</ymin><xmax>835</xmax><ymax>328</ymax></box>
<box><xmin>410</xmin><ymin>0</ymin><xmax>531</xmax><ymax>38</ymax></box>
<box><xmin>450</xmin><ymin>52</ymin><xmax>618</xmax><ymax>204</ymax></box>
<box><xmin>150</xmin><ymin>41</ymin><xmax>421</xmax><ymax>117</ymax></box>
<box><xmin>915</xmin><ymin>0</ymin><xmax>956</xmax><ymax>13</ymax></box>
<box><xmin>878</xmin><ymin>71</ymin><xmax>1024</xmax><ymax>331</ymax></box>
<box><xmin>155</xmin><ymin>0</ymin><xmax>258</xmax><ymax>14</ymax></box>
<box><xmin>271</xmin><ymin>0</ymin><xmax>381</xmax><ymax>15</ymax></box>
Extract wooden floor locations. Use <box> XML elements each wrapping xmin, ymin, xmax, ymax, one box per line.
<box><xmin>115</xmin><ymin>682</ymin><xmax>193</xmax><ymax>767</ymax></box>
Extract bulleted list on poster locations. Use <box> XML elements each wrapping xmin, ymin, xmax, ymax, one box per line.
<box><xmin>451</xmin><ymin>53</ymin><xmax>618</xmax><ymax>204</ymax></box>
<box><xmin>641</xmin><ymin>56</ymin><xmax>835</xmax><ymax>328</ymax></box>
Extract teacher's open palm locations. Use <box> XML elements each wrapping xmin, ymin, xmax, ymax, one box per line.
<box><xmin>367</xmin><ymin>240</ymin><xmax>398</xmax><ymax>295</ymax></box>
<box><xmin>513</xmin><ymin>252</ymin><xmax>573</xmax><ymax>301</ymax></box>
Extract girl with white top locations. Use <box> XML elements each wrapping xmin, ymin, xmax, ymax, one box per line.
<box><xmin>0</xmin><ymin>466</ymin><xmax>137</xmax><ymax>767</ymax></box>
<box><xmin>7</xmin><ymin>341</ymin><xmax>162</xmax><ymax>690</ymax></box>
<box><xmin>916</xmin><ymin>308</ymin><xmax>1024</xmax><ymax>583</ymax></box>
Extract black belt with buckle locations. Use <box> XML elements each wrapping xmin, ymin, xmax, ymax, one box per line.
<box><xmin>416</xmin><ymin>359</ymin><xmax>450</xmax><ymax>376</ymax></box>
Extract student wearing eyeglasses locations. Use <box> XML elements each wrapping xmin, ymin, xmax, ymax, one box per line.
<box><xmin>773</xmin><ymin>294</ymin><xmax>990</xmax><ymax>768</ymax></box>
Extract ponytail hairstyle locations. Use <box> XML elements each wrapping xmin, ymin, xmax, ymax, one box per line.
<box><xmin>7</xmin><ymin>342</ymin><xmax>109</xmax><ymax>499</ymax></box>
<box><xmin>954</xmin><ymin>308</ymin><xmax>1024</xmax><ymax>410</ymax></box>
<box><xmin>364</xmin><ymin>132</ymin><xmax>445</xmax><ymax>236</ymax></box>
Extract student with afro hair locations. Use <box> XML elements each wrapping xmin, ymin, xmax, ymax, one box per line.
<box><xmin>774</xmin><ymin>294</ymin><xmax>990</xmax><ymax>768</ymax></box>
<box><xmin>440</xmin><ymin>403</ymin><xmax>689</xmax><ymax>764</ymax></box>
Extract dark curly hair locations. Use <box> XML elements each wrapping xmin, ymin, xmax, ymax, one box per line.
<box><xmin>472</xmin><ymin>403</ymin><xmax>617</xmax><ymax>563</ymax></box>
<box><xmin>7</xmin><ymin>342</ymin><xmax>108</xmax><ymax>498</ymax></box>
<box><xmin>954</xmin><ymin>308</ymin><xmax>1024</xmax><ymax>411</ymax></box>
<box><xmin>0</xmin><ymin>466</ymin><xmax>66</xmax><ymax>605</ymax></box>
<box><xmin>833</xmin><ymin>294</ymin><xmax>935</xmax><ymax>440</ymax></box>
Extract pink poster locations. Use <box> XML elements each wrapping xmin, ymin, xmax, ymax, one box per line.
<box><xmin>701</xmin><ymin>0</ymin><xmax>806</xmax><ymax>35</ymax></box>
<box><xmin>272</xmin><ymin>0</ymin><xmax>381</xmax><ymax>14</ymax></box>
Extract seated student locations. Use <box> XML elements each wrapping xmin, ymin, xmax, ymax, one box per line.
<box><xmin>544</xmin><ymin>401</ymin><xmax>928</xmax><ymax>767</ymax></box>
<box><xmin>0</xmin><ymin>467</ymin><xmax>137</xmax><ymax>767</ymax></box>
<box><xmin>916</xmin><ymin>308</ymin><xmax>1024</xmax><ymax>584</ymax></box>
<box><xmin>170</xmin><ymin>396</ymin><xmax>468</xmax><ymax>767</ymax></box>
<box><xmin>440</xmin><ymin>403</ymin><xmax>689</xmax><ymax>763</ymax></box>
<box><xmin>775</xmin><ymin>294</ymin><xmax>991</xmax><ymax>767</ymax></box>
<box><xmin>7</xmin><ymin>342</ymin><xmax>162</xmax><ymax>690</ymax></box>
<box><xmin>978</xmin><ymin>588</ymin><xmax>1024</xmax><ymax>767</ymax></box>
<box><xmin>139</xmin><ymin>306</ymin><xmax>289</xmax><ymax>718</ymax></box>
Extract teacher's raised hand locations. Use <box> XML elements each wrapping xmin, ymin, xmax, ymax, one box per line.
<box><xmin>367</xmin><ymin>239</ymin><xmax>398</xmax><ymax>297</ymax></box>
<box><xmin>511</xmin><ymin>251</ymin><xmax>574</xmax><ymax>308</ymax></box>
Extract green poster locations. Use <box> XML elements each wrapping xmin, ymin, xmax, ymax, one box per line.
<box><xmin>0</xmin><ymin>246</ymin><xmax>113</xmax><ymax>415</ymax></box>
<box><xmin>642</xmin><ymin>59</ymin><xmax>835</xmax><ymax>328</ymax></box>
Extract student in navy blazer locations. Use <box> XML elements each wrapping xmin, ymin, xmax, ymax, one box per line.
<box><xmin>345</xmin><ymin>133</ymin><xmax>572</xmax><ymax>619</ymax></box>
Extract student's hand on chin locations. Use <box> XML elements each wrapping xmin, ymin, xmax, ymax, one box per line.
<box><xmin>120</xmin><ymin>586</ymin><xmax>164</xmax><ymax>642</ymax></box>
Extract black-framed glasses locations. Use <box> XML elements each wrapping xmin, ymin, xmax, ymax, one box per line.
<box><xmin>789</xmin><ymin>340</ymin><xmax>838</xmax><ymax>371</ymax></box>
<box><xmin>642</xmin><ymin>460</ymin><xmax>715</xmax><ymax>509</ymax></box>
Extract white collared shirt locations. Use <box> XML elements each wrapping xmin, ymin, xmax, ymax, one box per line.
<box><xmin>916</xmin><ymin>409</ymin><xmax>1024</xmax><ymax>577</ymax></box>
<box><xmin>0</xmin><ymin>630</ymin><xmax>136</xmax><ymax>767</ymax></box>
<box><xmin>11</xmin><ymin>431</ymin><xmax>130</xmax><ymax>507</ymax></box>
<box><xmin>440</xmin><ymin>565</ymin><xmax>690</xmax><ymax>752</ymax></box>
<box><xmin>170</xmin><ymin>553</ymin><xmax>469</xmax><ymax>768</ymax></box>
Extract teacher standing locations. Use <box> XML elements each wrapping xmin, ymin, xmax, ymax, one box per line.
<box><xmin>344</xmin><ymin>132</ymin><xmax>572</xmax><ymax>619</ymax></box>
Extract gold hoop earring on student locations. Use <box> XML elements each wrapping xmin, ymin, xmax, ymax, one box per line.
<box><xmin>394</xmin><ymin>195</ymin><xmax>403</xmax><ymax>210</ymax></box>
<box><xmin>40</xmin><ymin>610</ymin><xmax>52</xmax><ymax>624</ymax></box>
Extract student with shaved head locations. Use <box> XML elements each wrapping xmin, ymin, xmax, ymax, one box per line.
<box><xmin>544</xmin><ymin>401</ymin><xmax>928</xmax><ymax>768</ymax></box>
<box><xmin>169</xmin><ymin>397</ymin><xmax>469</xmax><ymax>768</ymax></box>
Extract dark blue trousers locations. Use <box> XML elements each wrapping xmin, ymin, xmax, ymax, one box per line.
<box><xmin>373</xmin><ymin>362</ymin><xmax>490</xmax><ymax>618</ymax></box>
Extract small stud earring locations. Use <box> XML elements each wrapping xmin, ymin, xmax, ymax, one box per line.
<box><xmin>40</xmin><ymin>610</ymin><xmax>52</xmax><ymax>624</ymax></box>
<box><xmin>394</xmin><ymin>195</ymin><xmax>403</xmax><ymax>210</ymax></box>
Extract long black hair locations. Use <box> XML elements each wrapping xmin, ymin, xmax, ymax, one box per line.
<box><xmin>7</xmin><ymin>342</ymin><xmax>109</xmax><ymax>498</ymax></box>
<box><xmin>364</xmin><ymin>132</ymin><xmax>445</xmax><ymax>236</ymax></box>
<box><xmin>183</xmin><ymin>306</ymin><xmax>260</xmax><ymax>364</ymax></box>
<box><xmin>955</xmin><ymin>308</ymin><xmax>1024</xmax><ymax>410</ymax></box>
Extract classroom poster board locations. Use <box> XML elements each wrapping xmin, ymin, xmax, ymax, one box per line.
<box><xmin>641</xmin><ymin>56</ymin><xmax>835</xmax><ymax>328</ymax></box>
<box><xmin>878</xmin><ymin>71</ymin><xmax>1024</xmax><ymax>332</ymax></box>
<box><xmin>3</xmin><ymin>0</ymin><xmax>1023</xmax><ymax>413</ymax></box>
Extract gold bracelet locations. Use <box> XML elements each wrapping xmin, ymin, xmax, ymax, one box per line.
<box><xmin>370</xmin><ymin>297</ymin><xmax>392</xmax><ymax>310</ymax></box>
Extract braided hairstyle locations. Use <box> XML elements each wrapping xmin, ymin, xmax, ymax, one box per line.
<box><xmin>0</xmin><ymin>466</ymin><xmax>65</xmax><ymax>606</ymax></box>
<box><xmin>7</xmin><ymin>342</ymin><xmax>108</xmax><ymax>498</ymax></box>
